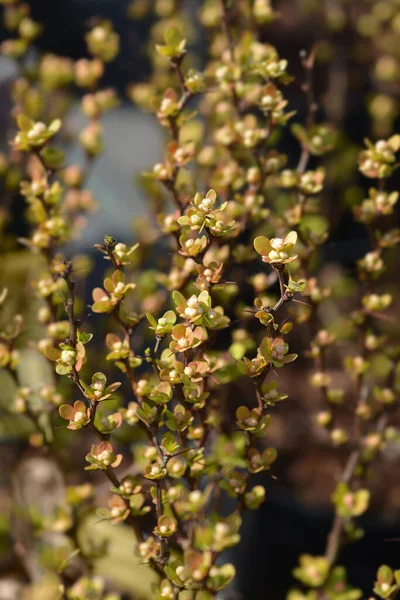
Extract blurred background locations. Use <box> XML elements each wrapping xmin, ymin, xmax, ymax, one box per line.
<box><xmin>0</xmin><ymin>1</ymin><xmax>400</xmax><ymax>599</ymax></box>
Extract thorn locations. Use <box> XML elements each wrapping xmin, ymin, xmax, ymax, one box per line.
<box><xmin>292</xmin><ymin>298</ymin><xmax>312</xmax><ymax>307</ymax></box>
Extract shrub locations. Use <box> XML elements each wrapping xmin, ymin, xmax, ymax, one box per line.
<box><xmin>0</xmin><ymin>0</ymin><xmax>399</xmax><ymax>599</ymax></box>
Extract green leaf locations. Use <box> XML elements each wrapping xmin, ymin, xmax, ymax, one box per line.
<box><xmin>290</xmin><ymin>123</ymin><xmax>306</xmax><ymax>141</ymax></box>
<box><xmin>172</xmin><ymin>290</ymin><xmax>186</xmax><ymax>307</ymax></box>
<box><xmin>282</xmin><ymin>353</ymin><xmax>298</xmax><ymax>363</ymax></box>
<box><xmin>92</xmin><ymin>372</ymin><xmax>107</xmax><ymax>385</ymax></box>
<box><xmin>78</xmin><ymin>331</ymin><xmax>93</xmax><ymax>344</ymax></box>
<box><xmin>164</xmin><ymin>26</ymin><xmax>182</xmax><ymax>46</ymax></box>
<box><xmin>161</xmin><ymin>432</ymin><xmax>179</xmax><ymax>454</ymax></box>
<box><xmin>164</xmin><ymin>565</ymin><xmax>184</xmax><ymax>587</ymax></box>
<box><xmin>17</xmin><ymin>114</ymin><xmax>33</xmax><ymax>132</ymax></box>
<box><xmin>44</xmin><ymin>346</ymin><xmax>61</xmax><ymax>361</ymax></box>
<box><xmin>164</xmin><ymin>310</ymin><xmax>176</xmax><ymax>324</ymax></box>
<box><xmin>40</xmin><ymin>146</ymin><xmax>65</xmax><ymax>169</ymax></box>
<box><xmin>254</xmin><ymin>236</ymin><xmax>270</xmax><ymax>256</ymax></box>
<box><xmin>377</xmin><ymin>566</ymin><xmax>393</xmax><ymax>585</ymax></box>
<box><xmin>263</xmin><ymin>447</ymin><xmax>277</xmax><ymax>465</ymax></box>
<box><xmin>48</xmin><ymin>119</ymin><xmax>62</xmax><ymax>134</ymax></box>
<box><xmin>113</xmin><ymin>269</ymin><xmax>124</xmax><ymax>285</ymax></box>
<box><xmin>92</xmin><ymin>301</ymin><xmax>112</xmax><ymax>313</ymax></box>
<box><xmin>388</xmin><ymin>134</ymin><xmax>400</xmax><ymax>152</ymax></box>
<box><xmin>79</xmin><ymin>378</ymin><xmax>94</xmax><ymax>398</ymax></box>
<box><xmin>56</xmin><ymin>363</ymin><xmax>70</xmax><ymax>375</ymax></box>
<box><xmin>146</xmin><ymin>312</ymin><xmax>157</xmax><ymax>328</ymax></box>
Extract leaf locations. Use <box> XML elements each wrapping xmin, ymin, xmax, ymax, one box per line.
<box><xmin>40</xmin><ymin>146</ymin><xmax>65</xmax><ymax>169</ymax></box>
<box><xmin>78</xmin><ymin>331</ymin><xmax>93</xmax><ymax>344</ymax></box>
<box><xmin>108</xmin><ymin>412</ymin><xmax>122</xmax><ymax>429</ymax></box>
<box><xmin>156</xmin><ymin>44</ymin><xmax>173</xmax><ymax>57</ymax></box>
<box><xmin>76</xmin><ymin>342</ymin><xmax>85</xmax><ymax>358</ymax></box>
<box><xmin>56</xmin><ymin>363</ymin><xmax>70</xmax><ymax>375</ymax></box>
<box><xmin>377</xmin><ymin>566</ymin><xmax>393</xmax><ymax>585</ymax></box>
<box><xmin>17</xmin><ymin>114</ymin><xmax>33</xmax><ymax>132</ymax></box>
<box><xmin>92</xmin><ymin>287</ymin><xmax>107</xmax><ymax>302</ymax></box>
<box><xmin>237</xmin><ymin>360</ymin><xmax>249</xmax><ymax>375</ymax></box>
<box><xmin>171</xmin><ymin>323</ymin><xmax>186</xmax><ymax>338</ymax></box>
<box><xmin>161</xmin><ymin>432</ymin><xmax>179</xmax><ymax>454</ymax></box>
<box><xmin>130</xmin><ymin>493</ymin><xmax>145</xmax><ymax>511</ymax></box>
<box><xmin>92</xmin><ymin>301</ymin><xmax>112</xmax><ymax>313</ymax></box>
<box><xmin>172</xmin><ymin>290</ymin><xmax>186</xmax><ymax>307</ymax></box>
<box><xmin>198</xmin><ymin>290</ymin><xmax>210</xmax><ymax>305</ymax></box>
<box><xmin>164</xmin><ymin>310</ymin><xmax>176</xmax><ymax>324</ymax></box>
<box><xmin>284</xmin><ymin>231</ymin><xmax>297</xmax><ymax>246</ymax></box>
<box><xmin>236</xmin><ymin>406</ymin><xmax>249</xmax><ymax>420</ymax></box>
<box><xmin>164</xmin><ymin>565</ymin><xmax>184</xmax><ymax>587</ymax></box>
<box><xmin>92</xmin><ymin>372</ymin><xmax>107</xmax><ymax>385</ymax></box>
<box><xmin>106</xmin><ymin>333</ymin><xmax>120</xmax><ymax>348</ymax></box>
<box><xmin>157</xmin><ymin>382</ymin><xmax>172</xmax><ymax>396</ymax></box>
<box><xmin>282</xmin><ymin>353</ymin><xmax>298</xmax><ymax>363</ymax></box>
<box><xmin>388</xmin><ymin>134</ymin><xmax>400</xmax><ymax>152</ymax></box>
<box><xmin>59</xmin><ymin>404</ymin><xmax>74</xmax><ymax>420</ymax></box>
<box><xmin>79</xmin><ymin>378</ymin><xmax>94</xmax><ymax>398</ymax></box>
<box><xmin>104</xmin><ymin>277</ymin><xmax>114</xmax><ymax>293</ymax></box>
<box><xmin>146</xmin><ymin>312</ymin><xmax>157</xmax><ymax>328</ymax></box>
<box><xmin>112</xmin><ymin>269</ymin><xmax>124</xmax><ymax>285</ymax></box>
<box><xmin>164</xmin><ymin>26</ymin><xmax>182</xmax><ymax>46</ymax></box>
<box><xmin>253</xmin><ymin>236</ymin><xmax>270</xmax><ymax>256</ymax></box>
<box><xmin>280</xmin><ymin>322</ymin><xmax>293</xmax><ymax>334</ymax></box>
<box><xmin>74</xmin><ymin>400</ymin><xmax>87</xmax><ymax>413</ymax></box>
<box><xmin>263</xmin><ymin>447</ymin><xmax>277</xmax><ymax>465</ymax></box>
<box><xmin>290</xmin><ymin>123</ymin><xmax>306</xmax><ymax>141</ymax></box>
<box><xmin>105</xmin><ymin>382</ymin><xmax>121</xmax><ymax>394</ymax></box>
<box><xmin>44</xmin><ymin>346</ymin><xmax>61</xmax><ymax>361</ymax></box>
<box><xmin>48</xmin><ymin>119</ymin><xmax>62</xmax><ymax>134</ymax></box>
<box><xmin>206</xmin><ymin>189</ymin><xmax>217</xmax><ymax>201</ymax></box>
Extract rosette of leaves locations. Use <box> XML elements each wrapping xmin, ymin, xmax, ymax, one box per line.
<box><xmin>259</xmin><ymin>336</ymin><xmax>298</xmax><ymax>368</ymax></box>
<box><xmin>92</xmin><ymin>270</ymin><xmax>136</xmax><ymax>313</ymax></box>
<box><xmin>12</xmin><ymin>114</ymin><xmax>61</xmax><ymax>152</ymax></box>
<box><xmin>59</xmin><ymin>400</ymin><xmax>90</xmax><ymax>430</ymax></box>
<box><xmin>291</xmin><ymin>123</ymin><xmax>336</xmax><ymax>156</ymax></box>
<box><xmin>146</xmin><ymin>310</ymin><xmax>177</xmax><ymax>337</ymax></box>
<box><xmin>254</xmin><ymin>231</ymin><xmax>298</xmax><ymax>265</ymax></box>
<box><xmin>173</xmin><ymin>289</ymin><xmax>229</xmax><ymax>329</ymax></box>
<box><xmin>156</xmin><ymin>26</ymin><xmax>187</xmax><ymax>60</ymax></box>
<box><xmin>236</xmin><ymin>406</ymin><xmax>271</xmax><ymax>434</ymax></box>
<box><xmin>373</xmin><ymin>565</ymin><xmax>400</xmax><ymax>599</ymax></box>
<box><xmin>44</xmin><ymin>331</ymin><xmax>92</xmax><ymax>375</ymax></box>
<box><xmin>85</xmin><ymin>441</ymin><xmax>122</xmax><ymax>471</ymax></box>
<box><xmin>79</xmin><ymin>372</ymin><xmax>121</xmax><ymax>402</ymax></box>
<box><xmin>169</xmin><ymin>324</ymin><xmax>206</xmax><ymax>353</ymax></box>
<box><xmin>332</xmin><ymin>483</ymin><xmax>370</xmax><ymax>519</ymax></box>
<box><xmin>85</xmin><ymin>20</ymin><xmax>120</xmax><ymax>63</ymax></box>
<box><xmin>293</xmin><ymin>555</ymin><xmax>330</xmax><ymax>588</ymax></box>
<box><xmin>358</xmin><ymin>136</ymin><xmax>400</xmax><ymax>178</ymax></box>
<box><xmin>261</xmin><ymin>380</ymin><xmax>288</xmax><ymax>406</ymax></box>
